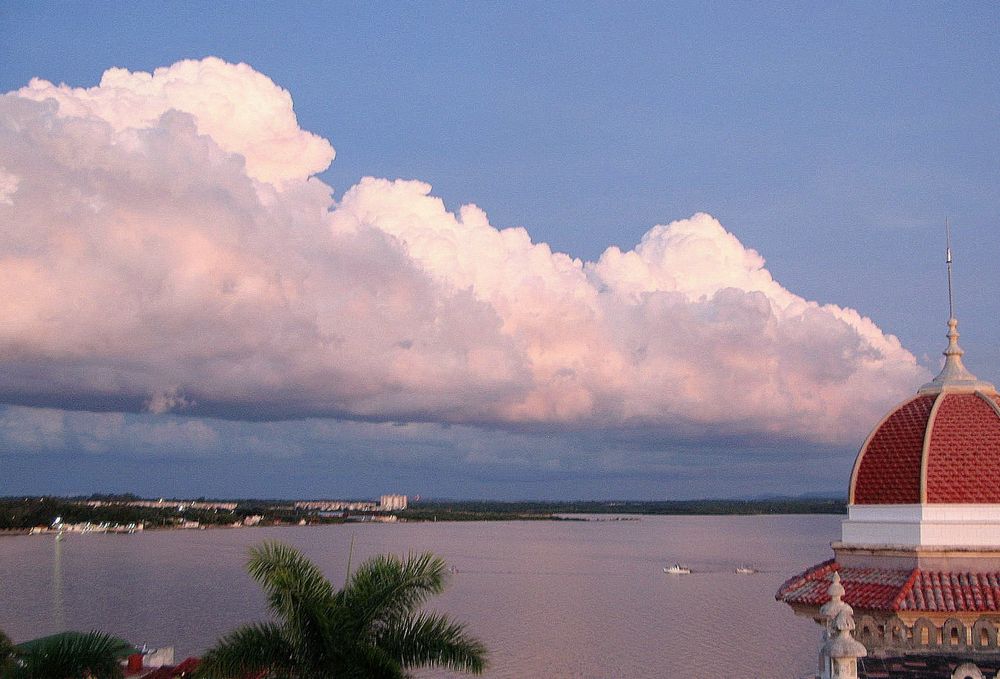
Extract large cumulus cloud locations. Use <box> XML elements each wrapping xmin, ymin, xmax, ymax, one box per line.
<box><xmin>0</xmin><ymin>58</ymin><xmax>927</xmax><ymax>446</ymax></box>
<box><xmin>15</xmin><ymin>57</ymin><xmax>333</xmax><ymax>185</ymax></box>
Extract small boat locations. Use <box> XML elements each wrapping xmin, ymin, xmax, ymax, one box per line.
<box><xmin>735</xmin><ymin>565</ymin><xmax>756</xmax><ymax>574</ymax></box>
<box><xmin>663</xmin><ymin>563</ymin><xmax>691</xmax><ymax>574</ymax></box>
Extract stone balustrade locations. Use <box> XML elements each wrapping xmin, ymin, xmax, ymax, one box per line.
<box><xmin>855</xmin><ymin>615</ymin><xmax>1000</xmax><ymax>653</ymax></box>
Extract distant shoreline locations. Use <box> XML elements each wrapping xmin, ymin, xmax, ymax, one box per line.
<box><xmin>397</xmin><ymin>498</ymin><xmax>846</xmax><ymax>522</ymax></box>
<box><xmin>0</xmin><ymin>496</ymin><xmax>846</xmax><ymax>535</ymax></box>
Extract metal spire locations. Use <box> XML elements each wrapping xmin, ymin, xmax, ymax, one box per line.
<box><xmin>946</xmin><ymin>218</ymin><xmax>954</xmax><ymax>321</ymax></box>
<box><xmin>919</xmin><ymin>220</ymin><xmax>996</xmax><ymax>394</ymax></box>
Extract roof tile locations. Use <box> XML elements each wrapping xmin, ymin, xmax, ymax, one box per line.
<box><xmin>853</xmin><ymin>396</ymin><xmax>935</xmax><ymax>504</ymax></box>
<box><xmin>776</xmin><ymin>561</ymin><xmax>1000</xmax><ymax>613</ymax></box>
<box><xmin>926</xmin><ymin>394</ymin><xmax>1000</xmax><ymax>502</ymax></box>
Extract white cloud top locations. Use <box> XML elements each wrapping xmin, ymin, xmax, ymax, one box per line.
<box><xmin>0</xmin><ymin>59</ymin><xmax>927</xmax><ymax>445</ymax></box>
<box><xmin>16</xmin><ymin>57</ymin><xmax>334</xmax><ymax>185</ymax></box>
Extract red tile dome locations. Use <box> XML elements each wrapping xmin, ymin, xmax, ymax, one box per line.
<box><xmin>849</xmin><ymin>320</ymin><xmax>1000</xmax><ymax>505</ymax></box>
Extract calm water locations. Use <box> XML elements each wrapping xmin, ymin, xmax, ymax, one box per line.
<box><xmin>0</xmin><ymin>515</ymin><xmax>839</xmax><ymax>678</ymax></box>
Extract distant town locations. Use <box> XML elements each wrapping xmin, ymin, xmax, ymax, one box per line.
<box><xmin>0</xmin><ymin>495</ymin><xmax>846</xmax><ymax>534</ymax></box>
<box><xmin>0</xmin><ymin>493</ymin><xmax>412</xmax><ymax>534</ymax></box>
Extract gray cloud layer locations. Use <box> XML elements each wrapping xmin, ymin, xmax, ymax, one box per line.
<box><xmin>0</xmin><ymin>405</ymin><xmax>848</xmax><ymax>499</ymax></box>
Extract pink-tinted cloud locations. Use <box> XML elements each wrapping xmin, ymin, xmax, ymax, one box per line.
<box><xmin>0</xmin><ymin>59</ymin><xmax>928</xmax><ymax>446</ymax></box>
<box><xmin>15</xmin><ymin>57</ymin><xmax>333</xmax><ymax>186</ymax></box>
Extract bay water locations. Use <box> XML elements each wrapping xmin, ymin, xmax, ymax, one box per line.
<box><xmin>0</xmin><ymin>514</ymin><xmax>838</xmax><ymax>678</ymax></box>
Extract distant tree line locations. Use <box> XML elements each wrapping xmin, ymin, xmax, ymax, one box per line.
<box><xmin>0</xmin><ymin>497</ymin><xmax>241</xmax><ymax>530</ymax></box>
<box><xmin>405</xmin><ymin>498</ymin><xmax>847</xmax><ymax>517</ymax></box>
<box><xmin>0</xmin><ymin>495</ymin><xmax>846</xmax><ymax>531</ymax></box>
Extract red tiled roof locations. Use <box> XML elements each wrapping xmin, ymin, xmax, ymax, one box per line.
<box><xmin>850</xmin><ymin>392</ymin><xmax>1000</xmax><ymax>505</ymax></box>
<box><xmin>899</xmin><ymin>571</ymin><xmax>1000</xmax><ymax>612</ymax></box>
<box><xmin>776</xmin><ymin>561</ymin><xmax>1000</xmax><ymax>613</ymax></box>
<box><xmin>139</xmin><ymin>668</ymin><xmax>172</xmax><ymax>679</ymax></box>
<box><xmin>852</xmin><ymin>395</ymin><xmax>934</xmax><ymax>504</ymax></box>
<box><xmin>926</xmin><ymin>394</ymin><xmax>1000</xmax><ymax>503</ymax></box>
<box><xmin>175</xmin><ymin>658</ymin><xmax>200</xmax><ymax>672</ymax></box>
<box><xmin>140</xmin><ymin>658</ymin><xmax>200</xmax><ymax>679</ymax></box>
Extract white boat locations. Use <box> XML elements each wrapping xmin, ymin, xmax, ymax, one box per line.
<box><xmin>735</xmin><ymin>565</ymin><xmax>756</xmax><ymax>574</ymax></box>
<box><xmin>663</xmin><ymin>563</ymin><xmax>691</xmax><ymax>574</ymax></box>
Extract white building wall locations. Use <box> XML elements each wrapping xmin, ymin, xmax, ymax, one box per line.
<box><xmin>842</xmin><ymin>504</ymin><xmax>1000</xmax><ymax>547</ymax></box>
<box><xmin>380</xmin><ymin>494</ymin><xmax>408</xmax><ymax>510</ymax></box>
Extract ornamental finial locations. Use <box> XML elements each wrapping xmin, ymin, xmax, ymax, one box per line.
<box><xmin>918</xmin><ymin>224</ymin><xmax>996</xmax><ymax>395</ymax></box>
<box><xmin>820</xmin><ymin>571</ymin><xmax>849</xmax><ymax>620</ymax></box>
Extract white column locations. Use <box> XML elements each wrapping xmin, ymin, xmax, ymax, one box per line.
<box><xmin>818</xmin><ymin>572</ymin><xmax>867</xmax><ymax>679</ymax></box>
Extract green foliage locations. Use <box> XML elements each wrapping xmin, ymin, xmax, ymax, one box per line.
<box><xmin>0</xmin><ymin>497</ymin><xmax>241</xmax><ymax>530</ymax></box>
<box><xmin>0</xmin><ymin>495</ymin><xmax>845</xmax><ymax>532</ymax></box>
<box><xmin>1</xmin><ymin>631</ymin><xmax>133</xmax><ymax>679</ymax></box>
<box><xmin>197</xmin><ymin>541</ymin><xmax>487</xmax><ymax>679</ymax></box>
<box><xmin>375</xmin><ymin>612</ymin><xmax>487</xmax><ymax>675</ymax></box>
<box><xmin>0</xmin><ymin>630</ymin><xmax>14</xmax><ymax>677</ymax></box>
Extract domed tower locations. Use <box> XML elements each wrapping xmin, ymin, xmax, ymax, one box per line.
<box><xmin>777</xmin><ymin>316</ymin><xmax>1000</xmax><ymax>657</ymax></box>
<box><xmin>845</xmin><ymin>317</ymin><xmax>1000</xmax><ymax>555</ymax></box>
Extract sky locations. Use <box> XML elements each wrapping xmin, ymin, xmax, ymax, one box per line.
<box><xmin>0</xmin><ymin>2</ymin><xmax>997</xmax><ymax>500</ymax></box>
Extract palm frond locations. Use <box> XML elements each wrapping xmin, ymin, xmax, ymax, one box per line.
<box><xmin>196</xmin><ymin>622</ymin><xmax>294</xmax><ymax>679</ymax></box>
<box><xmin>202</xmin><ymin>542</ymin><xmax>484</xmax><ymax>679</ymax></box>
<box><xmin>8</xmin><ymin>630</ymin><xmax>133</xmax><ymax>679</ymax></box>
<box><xmin>246</xmin><ymin>541</ymin><xmax>337</xmax><ymax>665</ymax></box>
<box><xmin>0</xmin><ymin>628</ymin><xmax>14</xmax><ymax>659</ymax></box>
<box><xmin>0</xmin><ymin>629</ymin><xmax>15</xmax><ymax>676</ymax></box>
<box><xmin>376</xmin><ymin>611</ymin><xmax>487</xmax><ymax>675</ymax></box>
<box><xmin>247</xmin><ymin>541</ymin><xmax>336</xmax><ymax>615</ymax></box>
<box><xmin>341</xmin><ymin>552</ymin><xmax>447</xmax><ymax>632</ymax></box>
<box><xmin>334</xmin><ymin>644</ymin><xmax>405</xmax><ymax>679</ymax></box>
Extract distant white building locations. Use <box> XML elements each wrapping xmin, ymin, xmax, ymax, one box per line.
<box><xmin>294</xmin><ymin>500</ymin><xmax>376</xmax><ymax>512</ymax></box>
<box><xmin>379</xmin><ymin>494</ymin><xmax>408</xmax><ymax>511</ymax></box>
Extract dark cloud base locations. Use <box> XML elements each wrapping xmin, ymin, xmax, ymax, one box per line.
<box><xmin>0</xmin><ymin>406</ymin><xmax>854</xmax><ymax>500</ymax></box>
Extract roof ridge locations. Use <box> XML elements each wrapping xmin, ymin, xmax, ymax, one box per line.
<box><xmin>892</xmin><ymin>568</ymin><xmax>921</xmax><ymax>611</ymax></box>
<box><xmin>976</xmin><ymin>389</ymin><xmax>1000</xmax><ymax>420</ymax></box>
<box><xmin>919</xmin><ymin>392</ymin><xmax>946</xmax><ymax>504</ymax></box>
<box><xmin>774</xmin><ymin>559</ymin><xmax>836</xmax><ymax>600</ymax></box>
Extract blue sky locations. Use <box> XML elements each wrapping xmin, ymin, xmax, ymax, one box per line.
<box><xmin>0</xmin><ymin>2</ymin><xmax>997</xmax><ymax>499</ymax></box>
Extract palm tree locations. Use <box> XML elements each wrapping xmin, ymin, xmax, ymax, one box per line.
<box><xmin>0</xmin><ymin>630</ymin><xmax>134</xmax><ymax>679</ymax></box>
<box><xmin>0</xmin><ymin>629</ymin><xmax>14</xmax><ymax>676</ymax></box>
<box><xmin>197</xmin><ymin>541</ymin><xmax>487</xmax><ymax>679</ymax></box>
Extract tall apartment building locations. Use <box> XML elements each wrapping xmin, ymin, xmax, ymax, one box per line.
<box><xmin>379</xmin><ymin>494</ymin><xmax>408</xmax><ymax>511</ymax></box>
